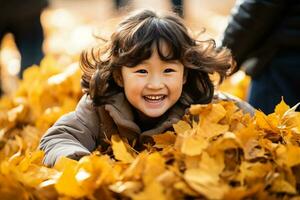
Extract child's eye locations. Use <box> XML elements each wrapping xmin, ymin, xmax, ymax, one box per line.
<box><xmin>135</xmin><ymin>69</ymin><xmax>148</xmax><ymax>74</ymax></box>
<box><xmin>164</xmin><ymin>68</ymin><xmax>175</xmax><ymax>73</ymax></box>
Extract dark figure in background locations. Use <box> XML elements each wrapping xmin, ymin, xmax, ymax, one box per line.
<box><xmin>114</xmin><ymin>0</ymin><xmax>183</xmax><ymax>17</ymax></box>
<box><xmin>0</xmin><ymin>0</ymin><xmax>48</xmax><ymax>80</ymax></box>
<box><xmin>221</xmin><ymin>0</ymin><xmax>300</xmax><ymax>114</ymax></box>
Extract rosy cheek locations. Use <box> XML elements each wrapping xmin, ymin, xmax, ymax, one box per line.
<box><xmin>170</xmin><ymin>77</ymin><xmax>184</xmax><ymax>86</ymax></box>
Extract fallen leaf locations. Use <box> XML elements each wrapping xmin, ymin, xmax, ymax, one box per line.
<box><xmin>111</xmin><ymin>134</ymin><xmax>136</xmax><ymax>163</ymax></box>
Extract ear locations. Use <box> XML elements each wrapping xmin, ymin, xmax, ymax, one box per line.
<box><xmin>113</xmin><ymin>70</ymin><xmax>124</xmax><ymax>87</ymax></box>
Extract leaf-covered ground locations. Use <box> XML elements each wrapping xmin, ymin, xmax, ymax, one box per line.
<box><xmin>1</xmin><ymin>58</ymin><xmax>300</xmax><ymax>200</ymax></box>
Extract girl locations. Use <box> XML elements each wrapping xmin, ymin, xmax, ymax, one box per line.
<box><xmin>39</xmin><ymin>9</ymin><xmax>254</xmax><ymax>167</ymax></box>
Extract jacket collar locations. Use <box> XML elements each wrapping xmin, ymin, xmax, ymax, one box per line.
<box><xmin>104</xmin><ymin>93</ymin><xmax>187</xmax><ymax>138</ymax></box>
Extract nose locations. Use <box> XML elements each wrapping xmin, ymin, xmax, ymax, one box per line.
<box><xmin>146</xmin><ymin>75</ymin><xmax>164</xmax><ymax>90</ymax></box>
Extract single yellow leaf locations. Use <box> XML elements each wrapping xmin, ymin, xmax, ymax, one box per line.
<box><xmin>54</xmin><ymin>156</ymin><xmax>78</xmax><ymax>171</ymax></box>
<box><xmin>275</xmin><ymin>98</ymin><xmax>290</xmax><ymax>118</ymax></box>
<box><xmin>197</xmin><ymin>122</ymin><xmax>229</xmax><ymax>139</ymax></box>
<box><xmin>152</xmin><ymin>131</ymin><xmax>176</xmax><ymax>148</ymax></box>
<box><xmin>202</xmin><ymin>103</ymin><xmax>227</xmax><ymax>123</ymax></box>
<box><xmin>189</xmin><ymin>104</ymin><xmax>208</xmax><ymax>115</ymax></box>
<box><xmin>111</xmin><ymin>134</ymin><xmax>136</xmax><ymax>163</ymax></box>
<box><xmin>173</xmin><ymin>120</ymin><xmax>191</xmax><ymax>135</ymax></box>
<box><xmin>17</xmin><ymin>150</ymin><xmax>44</xmax><ymax>172</ymax></box>
<box><xmin>122</xmin><ymin>152</ymin><xmax>147</xmax><ymax>180</ymax></box>
<box><xmin>55</xmin><ymin>158</ymin><xmax>86</xmax><ymax>198</ymax></box>
<box><xmin>77</xmin><ymin>154</ymin><xmax>117</xmax><ymax>187</ymax></box>
<box><xmin>220</xmin><ymin>100</ymin><xmax>239</xmax><ymax>117</ymax></box>
<box><xmin>181</xmin><ymin>135</ymin><xmax>208</xmax><ymax>156</ymax></box>
<box><xmin>184</xmin><ymin>166</ymin><xmax>228</xmax><ymax>199</ymax></box>
<box><xmin>235</xmin><ymin>125</ymin><xmax>265</xmax><ymax>160</ymax></box>
<box><xmin>255</xmin><ymin>110</ymin><xmax>278</xmax><ymax>131</ymax></box>
<box><xmin>142</xmin><ymin>152</ymin><xmax>166</xmax><ymax>185</ymax></box>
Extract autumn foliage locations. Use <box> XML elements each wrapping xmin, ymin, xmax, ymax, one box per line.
<box><xmin>1</xmin><ymin>58</ymin><xmax>300</xmax><ymax>199</ymax></box>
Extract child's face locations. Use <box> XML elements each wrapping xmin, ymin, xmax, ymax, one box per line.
<box><xmin>118</xmin><ymin>46</ymin><xmax>186</xmax><ymax>118</ymax></box>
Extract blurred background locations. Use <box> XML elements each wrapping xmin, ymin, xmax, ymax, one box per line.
<box><xmin>0</xmin><ymin>0</ymin><xmax>249</xmax><ymax>99</ymax></box>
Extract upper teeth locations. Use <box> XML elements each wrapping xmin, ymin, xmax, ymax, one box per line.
<box><xmin>145</xmin><ymin>95</ymin><xmax>164</xmax><ymax>100</ymax></box>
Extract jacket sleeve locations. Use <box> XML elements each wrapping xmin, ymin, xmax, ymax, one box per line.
<box><xmin>221</xmin><ymin>0</ymin><xmax>285</xmax><ymax>69</ymax></box>
<box><xmin>38</xmin><ymin>95</ymin><xmax>100</xmax><ymax>167</ymax></box>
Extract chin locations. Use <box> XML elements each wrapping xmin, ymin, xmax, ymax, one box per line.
<box><xmin>143</xmin><ymin>110</ymin><xmax>166</xmax><ymax>118</ymax></box>
<box><xmin>147</xmin><ymin>114</ymin><xmax>163</xmax><ymax>118</ymax></box>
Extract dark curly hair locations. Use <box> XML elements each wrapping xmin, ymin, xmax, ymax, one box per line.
<box><xmin>80</xmin><ymin>9</ymin><xmax>235</xmax><ymax>106</ymax></box>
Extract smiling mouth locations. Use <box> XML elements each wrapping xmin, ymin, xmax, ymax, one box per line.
<box><xmin>143</xmin><ymin>95</ymin><xmax>166</xmax><ymax>102</ymax></box>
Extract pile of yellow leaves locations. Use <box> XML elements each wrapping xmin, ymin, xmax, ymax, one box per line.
<box><xmin>1</xmin><ymin>58</ymin><xmax>300</xmax><ymax>199</ymax></box>
<box><xmin>0</xmin><ymin>56</ymin><xmax>82</xmax><ymax>162</ymax></box>
<box><xmin>2</xmin><ymin>92</ymin><xmax>300</xmax><ymax>199</ymax></box>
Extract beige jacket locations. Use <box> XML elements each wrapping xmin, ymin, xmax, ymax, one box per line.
<box><xmin>39</xmin><ymin>92</ymin><xmax>254</xmax><ymax>167</ymax></box>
